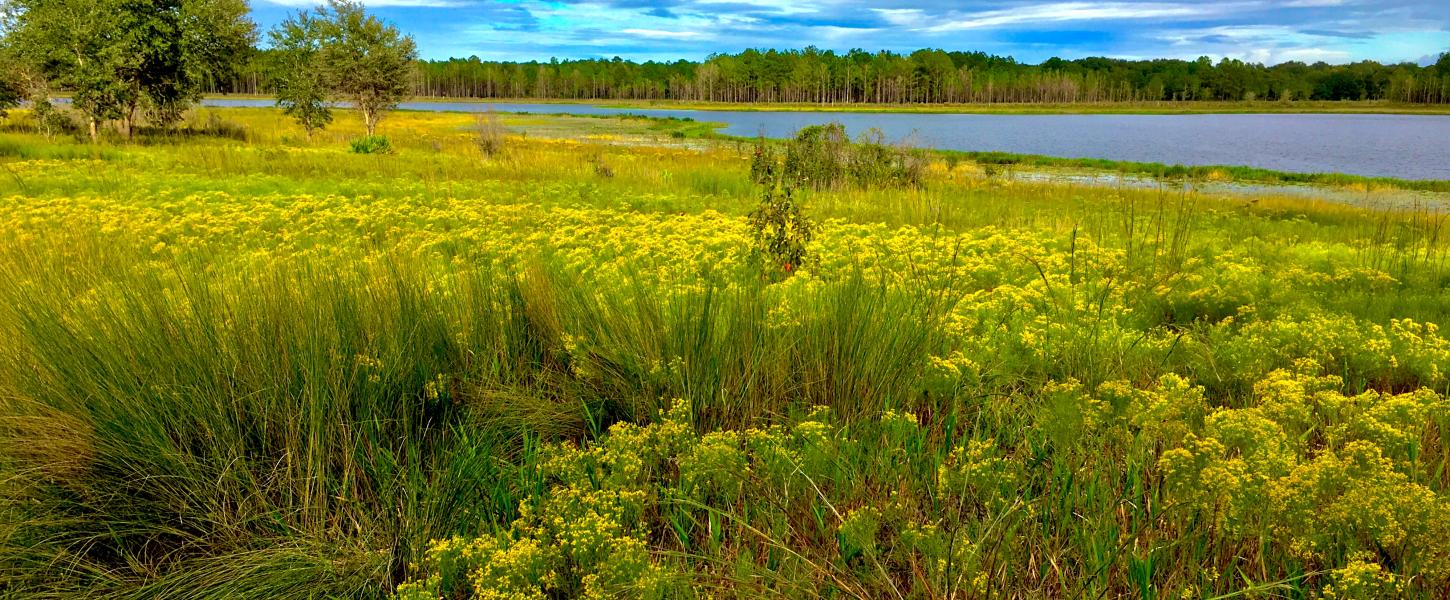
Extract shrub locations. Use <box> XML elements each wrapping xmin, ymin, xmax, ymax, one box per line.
<box><xmin>782</xmin><ymin>123</ymin><xmax>850</xmax><ymax>189</ymax></box>
<box><xmin>747</xmin><ymin>181</ymin><xmax>815</xmax><ymax>278</ymax></box>
<box><xmin>350</xmin><ymin>134</ymin><xmax>394</xmax><ymax>154</ymax></box>
<box><xmin>766</xmin><ymin>122</ymin><xmax>926</xmax><ymax>190</ymax></box>
<box><xmin>848</xmin><ymin>128</ymin><xmax>926</xmax><ymax>188</ymax></box>
<box><xmin>590</xmin><ymin>153</ymin><xmax>614</xmax><ymax>178</ymax></box>
<box><xmin>749</xmin><ymin>133</ymin><xmax>778</xmax><ymax>185</ymax></box>
<box><xmin>474</xmin><ymin>110</ymin><xmax>505</xmax><ymax>157</ymax></box>
<box><xmin>31</xmin><ymin>99</ymin><xmax>76</xmax><ymax>139</ymax></box>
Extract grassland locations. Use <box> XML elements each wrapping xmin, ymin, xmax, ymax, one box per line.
<box><xmin>1</xmin><ymin>106</ymin><xmax>1450</xmax><ymax>599</ymax></box>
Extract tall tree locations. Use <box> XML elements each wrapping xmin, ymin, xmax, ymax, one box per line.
<box><xmin>2</xmin><ymin>0</ymin><xmax>254</xmax><ymax>140</ymax></box>
<box><xmin>166</xmin><ymin>0</ymin><xmax>255</xmax><ymax>124</ymax></box>
<box><xmin>0</xmin><ymin>51</ymin><xmax>24</xmax><ymax>117</ymax></box>
<box><xmin>3</xmin><ymin>0</ymin><xmax>133</xmax><ymax>140</ymax></box>
<box><xmin>315</xmin><ymin>0</ymin><xmax>417</xmax><ymax>136</ymax></box>
<box><xmin>268</xmin><ymin>9</ymin><xmax>333</xmax><ymax>137</ymax></box>
<box><xmin>220</xmin><ymin>45</ymin><xmax>1450</xmax><ymax>107</ymax></box>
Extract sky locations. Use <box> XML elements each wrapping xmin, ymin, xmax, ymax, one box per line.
<box><xmin>247</xmin><ymin>0</ymin><xmax>1450</xmax><ymax>66</ymax></box>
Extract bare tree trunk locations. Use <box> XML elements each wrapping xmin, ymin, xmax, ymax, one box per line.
<box><xmin>125</xmin><ymin>101</ymin><xmax>138</xmax><ymax>139</ymax></box>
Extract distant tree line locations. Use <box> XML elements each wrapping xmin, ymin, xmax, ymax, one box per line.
<box><xmin>220</xmin><ymin>48</ymin><xmax>1450</xmax><ymax>105</ymax></box>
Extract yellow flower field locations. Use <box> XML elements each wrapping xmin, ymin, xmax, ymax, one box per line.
<box><xmin>1</xmin><ymin>107</ymin><xmax>1448</xmax><ymax>598</ymax></box>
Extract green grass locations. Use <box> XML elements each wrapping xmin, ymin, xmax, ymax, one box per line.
<box><xmin>944</xmin><ymin>149</ymin><xmax>1450</xmax><ymax>193</ymax></box>
<box><xmin>1</xmin><ymin>106</ymin><xmax>1450</xmax><ymax>598</ymax></box>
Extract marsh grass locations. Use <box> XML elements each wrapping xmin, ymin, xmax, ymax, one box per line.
<box><xmin>2</xmin><ymin>106</ymin><xmax>1450</xmax><ymax>597</ymax></box>
<box><xmin>473</xmin><ymin>110</ymin><xmax>506</xmax><ymax>157</ymax></box>
<box><xmin>0</xmin><ymin>239</ymin><xmax>534</xmax><ymax>595</ymax></box>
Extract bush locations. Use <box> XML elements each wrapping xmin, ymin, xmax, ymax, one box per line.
<box><xmin>31</xmin><ymin>99</ymin><xmax>77</xmax><ymax>139</ymax></box>
<box><xmin>748</xmin><ymin>180</ymin><xmax>815</xmax><ymax>279</ymax></box>
<box><xmin>760</xmin><ymin>122</ymin><xmax>926</xmax><ymax>190</ymax></box>
<box><xmin>749</xmin><ymin>133</ymin><xmax>778</xmax><ymax>185</ymax></box>
<box><xmin>590</xmin><ymin>153</ymin><xmax>614</xmax><ymax>178</ymax></box>
<box><xmin>350</xmin><ymin>134</ymin><xmax>394</xmax><ymax>154</ymax></box>
<box><xmin>848</xmin><ymin>128</ymin><xmax>926</xmax><ymax>188</ymax></box>
<box><xmin>782</xmin><ymin>123</ymin><xmax>850</xmax><ymax>189</ymax></box>
<box><xmin>474</xmin><ymin>110</ymin><xmax>505</xmax><ymax>157</ymax></box>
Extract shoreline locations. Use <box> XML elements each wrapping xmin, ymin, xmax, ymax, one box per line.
<box><xmin>167</xmin><ymin>100</ymin><xmax>1450</xmax><ymax>193</ymax></box>
<box><xmin>204</xmin><ymin>94</ymin><xmax>1450</xmax><ymax>116</ymax></box>
<box><xmin>189</xmin><ymin>99</ymin><xmax>1450</xmax><ymax>193</ymax></box>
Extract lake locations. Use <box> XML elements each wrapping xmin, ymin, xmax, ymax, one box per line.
<box><xmin>202</xmin><ymin>98</ymin><xmax>1450</xmax><ymax>181</ymax></box>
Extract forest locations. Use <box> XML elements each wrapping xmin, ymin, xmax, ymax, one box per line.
<box><xmin>218</xmin><ymin>47</ymin><xmax>1450</xmax><ymax>105</ymax></box>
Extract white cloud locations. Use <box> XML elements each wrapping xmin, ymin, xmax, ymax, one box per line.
<box><xmin>401</xmin><ymin>0</ymin><xmax>1448</xmax><ymax>66</ymax></box>
<box><xmin>925</xmin><ymin>2</ymin><xmax>1243</xmax><ymax>33</ymax></box>
<box><xmin>620</xmin><ymin>29</ymin><xmax>709</xmax><ymax>40</ymax></box>
<box><xmin>693</xmin><ymin>0</ymin><xmax>824</xmax><ymax>15</ymax></box>
<box><xmin>258</xmin><ymin>0</ymin><xmax>467</xmax><ymax>7</ymax></box>
<box><xmin>1233</xmin><ymin>46</ymin><xmax>1352</xmax><ymax>63</ymax></box>
<box><xmin>871</xmin><ymin>8</ymin><xmax>925</xmax><ymax>27</ymax></box>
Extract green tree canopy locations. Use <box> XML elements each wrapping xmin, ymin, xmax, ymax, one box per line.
<box><xmin>2</xmin><ymin>0</ymin><xmax>254</xmax><ymax>139</ymax></box>
<box><xmin>267</xmin><ymin>0</ymin><xmax>418</xmax><ymax>136</ymax></box>
<box><xmin>268</xmin><ymin>9</ymin><xmax>333</xmax><ymax>137</ymax></box>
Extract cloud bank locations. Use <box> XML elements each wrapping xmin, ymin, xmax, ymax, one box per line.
<box><xmin>249</xmin><ymin>0</ymin><xmax>1450</xmax><ymax>64</ymax></box>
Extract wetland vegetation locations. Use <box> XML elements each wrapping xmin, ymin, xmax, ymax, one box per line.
<box><xmin>4</xmin><ymin>1</ymin><xmax>1450</xmax><ymax>598</ymax></box>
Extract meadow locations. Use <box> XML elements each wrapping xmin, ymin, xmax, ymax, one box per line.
<box><xmin>1</xmin><ymin>106</ymin><xmax>1449</xmax><ymax>599</ymax></box>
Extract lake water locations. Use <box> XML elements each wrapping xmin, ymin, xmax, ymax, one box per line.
<box><xmin>202</xmin><ymin>98</ymin><xmax>1450</xmax><ymax>181</ymax></box>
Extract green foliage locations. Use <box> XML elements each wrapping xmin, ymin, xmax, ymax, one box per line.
<box><xmin>747</xmin><ymin>136</ymin><xmax>816</xmax><ymax>277</ymax></box>
<box><xmin>782</xmin><ymin>123</ymin><xmax>849</xmax><ymax>188</ymax></box>
<box><xmin>4</xmin><ymin>110</ymin><xmax>1450</xmax><ymax>597</ymax></box>
<box><xmin>3</xmin><ymin>0</ymin><xmax>131</xmax><ymax>138</ymax></box>
<box><xmin>264</xmin><ymin>0</ymin><xmax>417</xmax><ymax>137</ymax></box>
<box><xmin>28</xmin><ymin>99</ymin><xmax>77</xmax><ymax>139</ymax></box>
<box><xmin>318</xmin><ymin>0</ymin><xmax>417</xmax><ymax>136</ymax></box>
<box><xmin>349</xmin><ymin>134</ymin><xmax>393</xmax><ymax>154</ymax></box>
<box><xmin>268</xmin><ymin>8</ymin><xmax>334</xmax><ymax>136</ymax></box>
<box><xmin>775</xmin><ymin>122</ymin><xmax>924</xmax><ymax>190</ymax></box>
<box><xmin>2</xmin><ymin>0</ymin><xmax>254</xmax><ymax>139</ymax></box>
<box><xmin>0</xmin><ymin>57</ymin><xmax>22</xmax><ymax>117</ymax></box>
<box><xmin>748</xmin><ymin>133</ymin><xmax>777</xmax><ymax>185</ymax></box>
<box><xmin>341</xmin><ymin>48</ymin><xmax>1450</xmax><ymax>104</ymax></box>
<box><xmin>747</xmin><ymin>182</ymin><xmax>814</xmax><ymax>278</ymax></box>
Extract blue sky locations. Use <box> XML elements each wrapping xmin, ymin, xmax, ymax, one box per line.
<box><xmin>248</xmin><ymin>0</ymin><xmax>1450</xmax><ymax>66</ymax></box>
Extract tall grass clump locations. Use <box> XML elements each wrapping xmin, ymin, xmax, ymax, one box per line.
<box><xmin>474</xmin><ymin>110</ymin><xmax>506</xmax><ymax>157</ymax></box>
<box><xmin>0</xmin><ymin>234</ymin><xmax>954</xmax><ymax>595</ymax></box>
<box><xmin>351</xmin><ymin>134</ymin><xmax>395</xmax><ymax>154</ymax></box>
<box><xmin>0</xmin><ymin>237</ymin><xmax>525</xmax><ymax>597</ymax></box>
